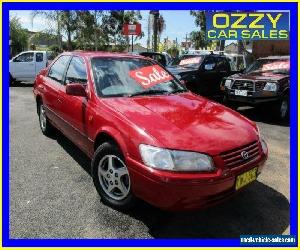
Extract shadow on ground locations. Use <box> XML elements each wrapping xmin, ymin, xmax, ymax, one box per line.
<box><xmin>10</xmin><ymin>83</ymin><xmax>34</xmax><ymax>88</ymax></box>
<box><xmin>53</xmin><ymin>132</ymin><xmax>289</xmax><ymax>238</ymax></box>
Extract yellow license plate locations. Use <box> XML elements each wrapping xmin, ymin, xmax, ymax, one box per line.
<box><xmin>235</xmin><ymin>167</ymin><xmax>257</xmax><ymax>190</ymax></box>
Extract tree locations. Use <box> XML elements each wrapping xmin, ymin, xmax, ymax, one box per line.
<box><xmin>190</xmin><ymin>10</ymin><xmax>212</xmax><ymax>50</ymax></box>
<box><xmin>9</xmin><ymin>17</ymin><xmax>29</xmax><ymax>56</ymax></box>
<box><xmin>60</xmin><ymin>11</ymin><xmax>77</xmax><ymax>50</ymax></box>
<box><xmin>31</xmin><ymin>11</ymin><xmax>63</xmax><ymax>51</ymax></box>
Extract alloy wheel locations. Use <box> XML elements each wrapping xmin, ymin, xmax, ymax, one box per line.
<box><xmin>98</xmin><ymin>155</ymin><xmax>131</xmax><ymax>201</ymax></box>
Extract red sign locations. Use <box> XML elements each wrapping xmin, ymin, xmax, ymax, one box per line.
<box><xmin>129</xmin><ymin>65</ymin><xmax>174</xmax><ymax>89</ymax></box>
<box><xmin>122</xmin><ymin>23</ymin><xmax>142</xmax><ymax>36</ymax></box>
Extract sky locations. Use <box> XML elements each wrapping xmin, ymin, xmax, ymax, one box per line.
<box><xmin>9</xmin><ymin>10</ymin><xmax>198</xmax><ymax>47</ymax></box>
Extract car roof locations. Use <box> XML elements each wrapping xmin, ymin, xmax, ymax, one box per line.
<box><xmin>259</xmin><ymin>55</ymin><xmax>290</xmax><ymax>60</ymax></box>
<box><xmin>61</xmin><ymin>51</ymin><xmax>146</xmax><ymax>60</ymax></box>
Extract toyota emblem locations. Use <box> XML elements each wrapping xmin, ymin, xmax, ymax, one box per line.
<box><xmin>241</xmin><ymin>151</ymin><xmax>249</xmax><ymax>160</ymax></box>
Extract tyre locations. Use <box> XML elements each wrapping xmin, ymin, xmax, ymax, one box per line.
<box><xmin>277</xmin><ymin>94</ymin><xmax>289</xmax><ymax>121</ymax></box>
<box><xmin>270</xmin><ymin>95</ymin><xmax>290</xmax><ymax>121</ymax></box>
<box><xmin>10</xmin><ymin>74</ymin><xmax>15</xmax><ymax>86</ymax></box>
<box><xmin>91</xmin><ymin>141</ymin><xmax>136</xmax><ymax>210</ymax></box>
<box><xmin>38</xmin><ymin>101</ymin><xmax>54</xmax><ymax>136</ymax></box>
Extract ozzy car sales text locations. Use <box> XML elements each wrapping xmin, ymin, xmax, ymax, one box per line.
<box><xmin>206</xmin><ymin>12</ymin><xmax>290</xmax><ymax>40</ymax></box>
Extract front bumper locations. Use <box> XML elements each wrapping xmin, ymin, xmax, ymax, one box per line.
<box><xmin>225</xmin><ymin>89</ymin><xmax>282</xmax><ymax>105</ymax></box>
<box><xmin>126</xmin><ymin>151</ymin><xmax>268</xmax><ymax>211</ymax></box>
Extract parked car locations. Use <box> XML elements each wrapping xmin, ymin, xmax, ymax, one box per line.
<box><xmin>167</xmin><ymin>53</ymin><xmax>238</xmax><ymax>97</ymax></box>
<box><xmin>221</xmin><ymin>56</ymin><xmax>290</xmax><ymax>120</ymax></box>
<box><xmin>9</xmin><ymin>50</ymin><xmax>55</xmax><ymax>84</ymax></box>
<box><xmin>33</xmin><ymin>51</ymin><xmax>268</xmax><ymax>211</ymax></box>
<box><xmin>139</xmin><ymin>51</ymin><xmax>172</xmax><ymax>67</ymax></box>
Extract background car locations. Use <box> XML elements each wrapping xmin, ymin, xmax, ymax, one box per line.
<box><xmin>139</xmin><ymin>51</ymin><xmax>172</xmax><ymax>67</ymax></box>
<box><xmin>167</xmin><ymin>52</ymin><xmax>238</xmax><ymax>97</ymax></box>
<box><xmin>221</xmin><ymin>56</ymin><xmax>290</xmax><ymax>120</ymax></box>
<box><xmin>9</xmin><ymin>50</ymin><xmax>55</xmax><ymax>85</ymax></box>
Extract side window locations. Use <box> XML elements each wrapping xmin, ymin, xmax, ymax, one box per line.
<box><xmin>48</xmin><ymin>56</ymin><xmax>70</xmax><ymax>83</ymax></box>
<box><xmin>36</xmin><ymin>53</ymin><xmax>44</xmax><ymax>62</ymax></box>
<box><xmin>14</xmin><ymin>52</ymin><xmax>34</xmax><ymax>62</ymax></box>
<box><xmin>65</xmin><ymin>57</ymin><xmax>87</xmax><ymax>84</ymax></box>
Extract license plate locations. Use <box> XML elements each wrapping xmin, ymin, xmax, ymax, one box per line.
<box><xmin>235</xmin><ymin>167</ymin><xmax>257</xmax><ymax>190</ymax></box>
<box><xmin>235</xmin><ymin>90</ymin><xmax>247</xmax><ymax>96</ymax></box>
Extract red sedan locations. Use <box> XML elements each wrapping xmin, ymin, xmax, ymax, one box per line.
<box><xmin>33</xmin><ymin>51</ymin><xmax>268</xmax><ymax>211</ymax></box>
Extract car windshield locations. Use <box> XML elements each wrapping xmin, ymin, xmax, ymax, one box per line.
<box><xmin>245</xmin><ymin>58</ymin><xmax>290</xmax><ymax>74</ymax></box>
<box><xmin>91</xmin><ymin>57</ymin><xmax>187</xmax><ymax>97</ymax></box>
<box><xmin>170</xmin><ymin>55</ymin><xmax>204</xmax><ymax>69</ymax></box>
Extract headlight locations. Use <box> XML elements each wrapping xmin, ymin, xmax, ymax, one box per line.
<box><xmin>224</xmin><ymin>79</ymin><xmax>232</xmax><ymax>88</ymax></box>
<box><xmin>139</xmin><ymin>144</ymin><xmax>215</xmax><ymax>172</ymax></box>
<box><xmin>263</xmin><ymin>82</ymin><xmax>277</xmax><ymax>91</ymax></box>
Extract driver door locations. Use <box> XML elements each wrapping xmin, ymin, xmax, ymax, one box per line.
<box><xmin>58</xmin><ymin>56</ymin><xmax>91</xmax><ymax>154</ymax></box>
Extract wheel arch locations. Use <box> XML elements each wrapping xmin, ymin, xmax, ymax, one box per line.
<box><xmin>93</xmin><ymin>128</ymin><xmax>128</xmax><ymax>158</ymax></box>
<box><xmin>36</xmin><ymin>95</ymin><xmax>42</xmax><ymax>114</ymax></box>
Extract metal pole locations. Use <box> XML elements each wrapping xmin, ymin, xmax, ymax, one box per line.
<box><xmin>132</xmin><ymin>35</ymin><xmax>134</xmax><ymax>52</ymax></box>
<box><xmin>153</xmin><ymin>13</ymin><xmax>158</xmax><ymax>52</ymax></box>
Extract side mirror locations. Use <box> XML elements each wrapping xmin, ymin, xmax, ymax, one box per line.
<box><xmin>204</xmin><ymin>63</ymin><xmax>215</xmax><ymax>71</ymax></box>
<box><xmin>66</xmin><ymin>83</ymin><xmax>87</xmax><ymax>97</ymax></box>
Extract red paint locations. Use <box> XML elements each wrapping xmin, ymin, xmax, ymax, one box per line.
<box><xmin>129</xmin><ymin>65</ymin><xmax>173</xmax><ymax>88</ymax></box>
<box><xmin>33</xmin><ymin>51</ymin><xmax>268</xmax><ymax>211</ymax></box>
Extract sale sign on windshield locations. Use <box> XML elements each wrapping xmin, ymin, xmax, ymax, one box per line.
<box><xmin>179</xmin><ymin>57</ymin><xmax>202</xmax><ymax>66</ymax></box>
<box><xmin>129</xmin><ymin>65</ymin><xmax>174</xmax><ymax>89</ymax></box>
<box><xmin>262</xmin><ymin>61</ymin><xmax>290</xmax><ymax>71</ymax></box>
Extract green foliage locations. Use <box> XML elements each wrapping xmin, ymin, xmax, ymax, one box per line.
<box><xmin>9</xmin><ymin>17</ymin><xmax>29</xmax><ymax>56</ymax></box>
<box><xmin>190</xmin><ymin>10</ymin><xmax>212</xmax><ymax>50</ymax></box>
<box><xmin>167</xmin><ymin>46</ymin><xmax>180</xmax><ymax>57</ymax></box>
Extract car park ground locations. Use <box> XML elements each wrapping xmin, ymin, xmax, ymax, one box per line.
<box><xmin>10</xmin><ymin>85</ymin><xmax>290</xmax><ymax>238</ymax></box>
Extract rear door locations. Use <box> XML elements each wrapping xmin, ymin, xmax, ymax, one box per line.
<box><xmin>43</xmin><ymin>55</ymin><xmax>71</xmax><ymax>128</ymax></box>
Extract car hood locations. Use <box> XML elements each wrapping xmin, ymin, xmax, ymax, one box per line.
<box><xmin>230</xmin><ymin>71</ymin><xmax>289</xmax><ymax>81</ymax></box>
<box><xmin>167</xmin><ymin>65</ymin><xmax>196</xmax><ymax>76</ymax></box>
<box><xmin>102</xmin><ymin>93</ymin><xmax>258</xmax><ymax>156</ymax></box>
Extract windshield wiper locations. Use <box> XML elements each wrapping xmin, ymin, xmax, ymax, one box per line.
<box><xmin>128</xmin><ymin>89</ymin><xmax>170</xmax><ymax>97</ymax></box>
<box><xmin>169</xmin><ymin>89</ymin><xmax>187</xmax><ymax>94</ymax></box>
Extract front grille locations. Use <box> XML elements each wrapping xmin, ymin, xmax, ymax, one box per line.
<box><xmin>232</xmin><ymin>80</ymin><xmax>254</xmax><ymax>91</ymax></box>
<box><xmin>255</xmin><ymin>81</ymin><xmax>266</xmax><ymax>91</ymax></box>
<box><xmin>220</xmin><ymin>141</ymin><xmax>260</xmax><ymax>169</ymax></box>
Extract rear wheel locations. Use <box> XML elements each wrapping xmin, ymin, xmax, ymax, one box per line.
<box><xmin>38</xmin><ymin>101</ymin><xmax>54</xmax><ymax>136</ymax></box>
<box><xmin>92</xmin><ymin>141</ymin><xmax>136</xmax><ymax>210</ymax></box>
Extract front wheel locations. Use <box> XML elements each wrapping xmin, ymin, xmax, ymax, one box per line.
<box><xmin>92</xmin><ymin>142</ymin><xmax>136</xmax><ymax>210</ymax></box>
